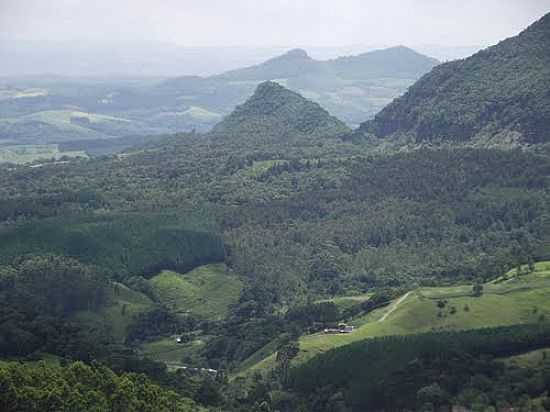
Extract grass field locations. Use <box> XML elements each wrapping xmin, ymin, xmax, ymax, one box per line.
<box><xmin>0</xmin><ymin>110</ymin><xmax>134</xmax><ymax>142</ymax></box>
<box><xmin>181</xmin><ymin>106</ymin><xmax>223</xmax><ymax>122</ymax></box>
<box><xmin>140</xmin><ymin>336</ymin><xmax>208</xmax><ymax>367</ymax></box>
<box><xmin>149</xmin><ymin>263</ymin><xmax>242</xmax><ymax>321</ymax></box>
<box><xmin>239</xmin><ymin>262</ymin><xmax>550</xmax><ymax>376</ymax></box>
<box><xmin>0</xmin><ymin>144</ymin><xmax>87</xmax><ymax>164</ymax></box>
<box><xmin>74</xmin><ymin>282</ymin><xmax>155</xmax><ymax>343</ymax></box>
<box><xmin>502</xmin><ymin>347</ymin><xmax>550</xmax><ymax>368</ymax></box>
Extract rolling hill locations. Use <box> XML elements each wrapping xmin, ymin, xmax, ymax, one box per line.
<box><xmin>240</xmin><ymin>261</ymin><xmax>550</xmax><ymax>375</ymax></box>
<box><xmin>353</xmin><ymin>12</ymin><xmax>550</xmax><ymax>146</ymax></box>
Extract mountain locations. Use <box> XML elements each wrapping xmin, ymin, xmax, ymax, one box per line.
<box><xmin>324</xmin><ymin>46</ymin><xmax>439</xmax><ymax>79</ymax></box>
<box><xmin>160</xmin><ymin>46</ymin><xmax>439</xmax><ymax>128</ymax></box>
<box><xmin>215</xmin><ymin>46</ymin><xmax>438</xmax><ymax>82</ymax></box>
<box><xmin>215</xmin><ymin>49</ymin><xmax>322</xmax><ymax>81</ymax></box>
<box><xmin>210</xmin><ymin>81</ymin><xmax>350</xmax><ymax>144</ymax></box>
<box><xmin>354</xmin><ymin>12</ymin><xmax>550</xmax><ymax>145</ymax></box>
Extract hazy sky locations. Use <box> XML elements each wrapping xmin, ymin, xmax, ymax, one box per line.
<box><xmin>1</xmin><ymin>0</ymin><xmax>549</xmax><ymax>48</ymax></box>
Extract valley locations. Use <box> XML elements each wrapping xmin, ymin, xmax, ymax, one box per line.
<box><xmin>2</xmin><ymin>7</ymin><xmax>550</xmax><ymax>412</ymax></box>
<box><xmin>240</xmin><ymin>262</ymin><xmax>550</xmax><ymax>376</ymax></box>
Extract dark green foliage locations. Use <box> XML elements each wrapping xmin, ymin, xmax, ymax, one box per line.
<box><xmin>292</xmin><ymin>323</ymin><xmax>550</xmax><ymax>411</ymax></box>
<box><xmin>126</xmin><ymin>308</ymin><xmax>198</xmax><ymax>344</ymax></box>
<box><xmin>355</xmin><ymin>12</ymin><xmax>550</xmax><ymax>144</ymax></box>
<box><xmin>211</xmin><ymin>81</ymin><xmax>350</xmax><ymax>145</ymax></box>
<box><xmin>0</xmin><ymin>190</ymin><xmax>105</xmax><ymax>222</ymax></box>
<box><xmin>285</xmin><ymin>302</ymin><xmax>340</xmax><ymax>328</ymax></box>
<box><xmin>0</xmin><ymin>361</ymin><xmax>202</xmax><ymax>412</ymax></box>
<box><xmin>0</xmin><ymin>213</ymin><xmax>224</xmax><ymax>278</ymax></box>
<box><xmin>0</xmin><ymin>256</ymin><xmax>111</xmax><ymax>359</ymax></box>
<box><xmin>3</xmin><ymin>255</ymin><xmax>107</xmax><ymax>316</ymax></box>
<box><xmin>472</xmin><ymin>282</ymin><xmax>484</xmax><ymax>297</ymax></box>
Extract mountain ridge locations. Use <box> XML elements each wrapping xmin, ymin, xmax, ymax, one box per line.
<box><xmin>352</xmin><ymin>12</ymin><xmax>550</xmax><ymax>145</ymax></box>
<box><xmin>204</xmin><ymin>45</ymin><xmax>438</xmax><ymax>82</ymax></box>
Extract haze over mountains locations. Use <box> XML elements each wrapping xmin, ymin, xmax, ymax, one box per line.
<box><xmin>0</xmin><ymin>42</ymin><xmax>470</xmax><ymax>78</ymax></box>
<box><xmin>3</xmin><ymin>5</ymin><xmax>550</xmax><ymax>411</ymax></box>
<box><xmin>0</xmin><ymin>45</ymin><xmax>438</xmax><ymax>155</ymax></box>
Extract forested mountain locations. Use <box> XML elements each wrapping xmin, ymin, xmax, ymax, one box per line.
<box><xmin>211</xmin><ymin>81</ymin><xmax>350</xmax><ymax>144</ymax></box>
<box><xmin>353</xmin><ymin>12</ymin><xmax>550</xmax><ymax>146</ymax></box>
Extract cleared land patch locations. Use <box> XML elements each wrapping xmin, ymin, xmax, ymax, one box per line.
<box><xmin>149</xmin><ymin>263</ymin><xmax>242</xmax><ymax>321</ymax></box>
<box><xmin>240</xmin><ymin>262</ymin><xmax>550</xmax><ymax>375</ymax></box>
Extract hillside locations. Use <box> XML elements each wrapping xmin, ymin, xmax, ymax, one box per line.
<box><xmin>240</xmin><ymin>262</ymin><xmax>550</xmax><ymax>377</ymax></box>
<box><xmin>354</xmin><ymin>12</ymin><xmax>550</xmax><ymax>145</ymax></box>
<box><xmin>215</xmin><ymin>49</ymin><xmax>322</xmax><ymax>81</ymax></box>
<box><xmin>324</xmin><ymin>45</ymin><xmax>439</xmax><ymax>79</ymax></box>
<box><xmin>210</xmin><ymin>81</ymin><xmax>350</xmax><ymax>144</ymax></box>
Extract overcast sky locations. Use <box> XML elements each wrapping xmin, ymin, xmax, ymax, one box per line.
<box><xmin>1</xmin><ymin>0</ymin><xmax>549</xmax><ymax>48</ymax></box>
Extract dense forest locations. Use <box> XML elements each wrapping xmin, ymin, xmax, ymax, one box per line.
<box><xmin>354</xmin><ymin>12</ymin><xmax>550</xmax><ymax>145</ymax></box>
<box><xmin>292</xmin><ymin>324</ymin><xmax>550</xmax><ymax>411</ymax></box>
<box><xmin>2</xmin><ymin>10</ymin><xmax>550</xmax><ymax>412</ymax></box>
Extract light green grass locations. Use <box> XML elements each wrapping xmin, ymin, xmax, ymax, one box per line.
<box><xmin>140</xmin><ymin>337</ymin><xmax>207</xmax><ymax>367</ymax></box>
<box><xmin>181</xmin><ymin>106</ymin><xmax>222</xmax><ymax>122</ymax></box>
<box><xmin>0</xmin><ymin>144</ymin><xmax>87</xmax><ymax>164</ymax></box>
<box><xmin>501</xmin><ymin>347</ymin><xmax>550</xmax><ymax>368</ymax></box>
<box><xmin>0</xmin><ymin>88</ymin><xmax>48</xmax><ymax>100</ymax></box>
<box><xmin>149</xmin><ymin>264</ymin><xmax>242</xmax><ymax>321</ymax></box>
<box><xmin>239</xmin><ymin>262</ymin><xmax>550</xmax><ymax>376</ymax></box>
<box><xmin>74</xmin><ymin>282</ymin><xmax>154</xmax><ymax>343</ymax></box>
<box><xmin>26</xmin><ymin>110</ymin><xmax>131</xmax><ymax>124</ymax></box>
<box><xmin>238</xmin><ymin>159</ymin><xmax>287</xmax><ymax>178</ymax></box>
<box><xmin>0</xmin><ymin>110</ymin><xmax>132</xmax><ymax>140</ymax></box>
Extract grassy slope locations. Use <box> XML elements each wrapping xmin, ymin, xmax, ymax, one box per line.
<box><xmin>241</xmin><ymin>262</ymin><xmax>550</xmax><ymax>375</ymax></box>
<box><xmin>74</xmin><ymin>282</ymin><xmax>154</xmax><ymax>343</ymax></box>
<box><xmin>502</xmin><ymin>347</ymin><xmax>550</xmax><ymax>368</ymax></box>
<box><xmin>149</xmin><ymin>263</ymin><xmax>242</xmax><ymax>321</ymax></box>
<box><xmin>0</xmin><ymin>144</ymin><xmax>87</xmax><ymax>164</ymax></box>
<box><xmin>142</xmin><ymin>264</ymin><xmax>242</xmax><ymax>366</ymax></box>
<box><xmin>140</xmin><ymin>337</ymin><xmax>208</xmax><ymax>367</ymax></box>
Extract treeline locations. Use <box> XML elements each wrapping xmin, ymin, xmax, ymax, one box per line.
<box><xmin>0</xmin><ymin>213</ymin><xmax>224</xmax><ymax>278</ymax></box>
<box><xmin>0</xmin><ymin>190</ymin><xmax>105</xmax><ymax>223</ymax></box>
<box><xmin>292</xmin><ymin>323</ymin><xmax>550</xmax><ymax>411</ymax></box>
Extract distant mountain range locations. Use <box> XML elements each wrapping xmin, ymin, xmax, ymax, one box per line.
<box><xmin>353</xmin><ymin>12</ymin><xmax>550</xmax><ymax>146</ymax></box>
<box><xmin>0</xmin><ymin>46</ymin><xmax>438</xmax><ymax>151</ymax></box>
<box><xmin>208</xmin><ymin>46</ymin><xmax>438</xmax><ymax>81</ymax></box>
<box><xmin>160</xmin><ymin>46</ymin><xmax>438</xmax><ymax>127</ymax></box>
